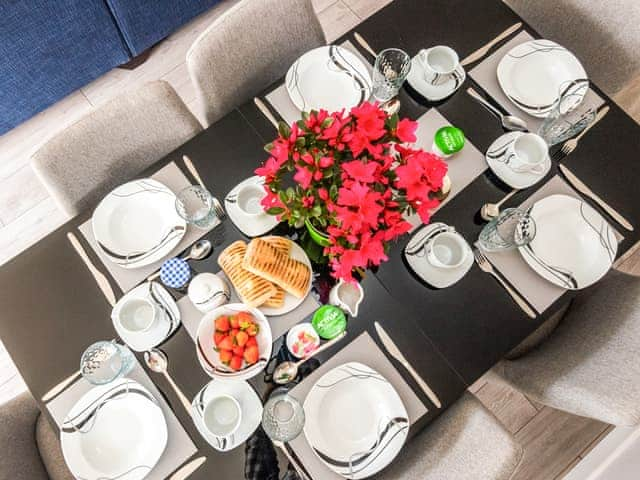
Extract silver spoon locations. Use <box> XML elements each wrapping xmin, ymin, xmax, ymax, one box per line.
<box><xmin>273</xmin><ymin>331</ymin><xmax>347</xmax><ymax>384</ymax></box>
<box><xmin>147</xmin><ymin>239</ymin><xmax>212</xmax><ymax>281</ymax></box>
<box><xmin>480</xmin><ymin>189</ymin><xmax>518</xmax><ymax>221</ymax></box>
<box><xmin>144</xmin><ymin>348</ymin><xmax>193</xmax><ymax>413</ymax></box>
<box><xmin>467</xmin><ymin>87</ymin><xmax>528</xmax><ymax>132</ymax></box>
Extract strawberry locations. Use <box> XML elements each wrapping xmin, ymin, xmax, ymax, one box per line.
<box><xmin>218</xmin><ymin>349</ymin><xmax>232</xmax><ymax>365</ymax></box>
<box><xmin>236</xmin><ymin>311</ymin><xmax>254</xmax><ymax>324</ymax></box>
<box><xmin>215</xmin><ymin>316</ymin><xmax>230</xmax><ymax>332</ymax></box>
<box><xmin>230</xmin><ymin>355</ymin><xmax>244</xmax><ymax>371</ymax></box>
<box><xmin>217</xmin><ymin>335</ymin><xmax>234</xmax><ymax>351</ymax></box>
<box><xmin>213</xmin><ymin>331</ymin><xmax>225</xmax><ymax>346</ymax></box>
<box><xmin>246</xmin><ymin>337</ymin><xmax>258</xmax><ymax>348</ymax></box>
<box><xmin>243</xmin><ymin>345</ymin><xmax>259</xmax><ymax>365</ymax></box>
<box><xmin>230</xmin><ymin>328</ymin><xmax>240</xmax><ymax>338</ymax></box>
<box><xmin>245</xmin><ymin>323</ymin><xmax>259</xmax><ymax>337</ymax></box>
<box><xmin>233</xmin><ymin>345</ymin><xmax>245</xmax><ymax>357</ymax></box>
<box><xmin>229</xmin><ymin>315</ymin><xmax>240</xmax><ymax>329</ymax></box>
<box><xmin>236</xmin><ymin>331</ymin><xmax>249</xmax><ymax>347</ymax></box>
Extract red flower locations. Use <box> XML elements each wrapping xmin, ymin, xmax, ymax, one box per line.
<box><xmin>341</xmin><ymin>159</ymin><xmax>378</xmax><ymax>183</ymax></box>
<box><xmin>395</xmin><ymin>118</ymin><xmax>418</xmax><ymax>143</ymax></box>
<box><xmin>351</xmin><ymin>102</ymin><xmax>386</xmax><ymax>141</ymax></box>
<box><xmin>302</xmin><ymin>196</ymin><xmax>315</xmax><ymax>208</ymax></box>
<box><xmin>255</xmin><ymin>156</ymin><xmax>284</xmax><ymax>183</ymax></box>
<box><xmin>293</xmin><ymin>165</ymin><xmax>313</xmax><ymax>189</ymax></box>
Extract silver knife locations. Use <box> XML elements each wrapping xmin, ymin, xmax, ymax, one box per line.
<box><xmin>254</xmin><ymin>97</ymin><xmax>279</xmax><ymax>129</ymax></box>
<box><xmin>559</xmin><ymin>164</ymin><xmax>634</xmax><ymax>231</ymax></box>
<box><xmin>183</xmin><ymin>155</ymin><xmax>206</xmax><ymax>189</ymax></box>
<box><xmin>169</xmin><ymin>456</ymin><xmax>206</xmax><ymax>480</ymax></box>
<box><xmin>67</xmin><ymin>232</ymin><xmax>117</xmax><ymax>307</ymax></box>
<box><xmin>374</xmin><ymin>322</ymin><xmax>442</xmax><ymax>408</ymax></box>
<box><xmin>354</xmin><ymin>32</ymin><xmax>377</xmax><ymax>58</ymax></box>
<box><xmin>42</xmin><ymin>370</ymin><xmax>81</xmax><ymax>403</ymax></box>
<box><xmin>461</xmin><ymin>22</ymin><xmax>523</xmax><ymax>66</ymax></box>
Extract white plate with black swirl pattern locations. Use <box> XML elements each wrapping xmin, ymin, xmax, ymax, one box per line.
<box><xmin>61</xmin><ymin>378</ymin><xmax>167</xmax><ymax>480</ymax></box>
<box><xmin>303</xmin><ymin>362</ymin><xmax>408</xmax><ymax>479</ymax></box>
<box><xmin>519</xmin><ymin>194</ymin><xmax>617</xmax><ymax>290</ymax></box>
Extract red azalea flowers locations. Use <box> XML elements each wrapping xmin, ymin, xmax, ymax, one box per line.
<box><xmin>255</xmin><ymin>102</ymin><xmax>448</xmax><ymax>282</ymax></box>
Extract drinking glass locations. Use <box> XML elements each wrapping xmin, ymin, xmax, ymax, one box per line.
<box><xmin>262</xmin><ymin>391</ymin><xmax>305</xmax><ymax>443</ymax></box>
<box><xmin>538</xmin><ymin>84</ymin><xmax>596</xmax><ymax>146</ymax></box>
<box><xmin>80</xmin><ymin>340</ymin><xmax>135</xmax><ymax>385</ymax></box>
<box><xmin>372</xmin><ymin>48</ymin><xmax>412</xmax><ymax>102</ymax></box>
<box><xmin>175</xmin><ymin>186</ymin><xmax>223</xmax><ymax>229</ymax></box>
<box><xmin>478</xmin><ymin>208</ymin><xmax>536</xmax><ymax>252</ymax></box>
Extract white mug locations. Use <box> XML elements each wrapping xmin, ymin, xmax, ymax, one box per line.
<box><xmin>203</xmin><ymin>394</ymin><xmax>242</xmax><ymax>438</ymax></box>
<box><xmin>425</xmin><ymin>230</ymin><xmax>468</xmax><ymax>269</ymax></box>
<box><xmin>118</xmin><ymin>297</ymin><xmax>158</xmax><ymax>334</ymax></box>
<box><xmin>507</xmin><ymin>133</ymin><xmax>548</xmax><ymax>174</ymax></box>
<box><xmin>236</xmin><ymin>184</ymin><xmax>266</xmax><ymax>216</ymax></box>
<box><xmin>417</xmin><ymin>46</ymin><xmax>460</xmax><ymax>86</ymax></box>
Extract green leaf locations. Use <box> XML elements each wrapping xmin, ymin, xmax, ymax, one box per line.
<box><xmin>278</xmin><ymin>191</ymin><xmax>288</xmax><ymax>204</ymax></box>
<box><xmin>311</xmin><ymin>205</ymin><xmax>323</xmax><ymax>217</ymax></box>
<box><xmin>266</xmin><ymin>207</ymin><xmax>285</xmax><ymax>215</ymax></box>
<box><xmin>301</xmin><ymin>111</ymin><xmax>310</xmax><ymax>121</ymax></box>
<box><xmin>321</xmin><ymin>117</ymin><xmax>334</xmax><ymax>128</ymax></box>
<box><xmin>329</xmin><ymin>184</ymin><xmax>338</xmax><ymax>199</ymax></box>
<box><xmin>286</xmin><ymin>187</ymin><xmax>296</xmax><ymax>201</ymax></box>
<box><xmin>295</xmin><ymin>137</ymin><xmax>306</xmax><ymax>148</ymax></box>
<box><xmin>386</xmin><ymin>114</ymin><xmax>398</xmax><ymax>130</ymax></box>
<box><xmin>278</xmin><ymin>122</ymin><xmax>291</xmax><ymax>138</ymax></box>
<box><xmin>264</xmin><ymin>143</ymin><xmax>274</xmax><ymax>153</ymax></box>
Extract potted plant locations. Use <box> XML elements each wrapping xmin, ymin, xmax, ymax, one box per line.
<box><xmin>255</xmin><ymin>102</ymin><xmax>449</xmax><ymax>282</ymax></box>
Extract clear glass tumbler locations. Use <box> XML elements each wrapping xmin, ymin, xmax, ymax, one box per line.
<box><xmin>372</xmin><ymin>48</ymin><xmax>412</xmax><ymax>102</ymax></box>
<box><xmin>80</xmin><ymin>340</ymin><xmax>135</xmax><ymax>385</ymax></box>
<box><xmin>538</xmin><ymin>86</ymin><xmax>596</xmax><ymax>146</ymax></box>
<box><xmin>175</xmin><ymin>186</ymin><xmax>222</xmax><ymax>229</ymax></box>
<box><xmin>478</xmin><ymin>208</ymin><xmax>536</xmax><ymax>252</ymax></box>
<box><xmin>262</xmin><ymin>391</ymin><xmax>305</xmax><ymax>443</ymax></box>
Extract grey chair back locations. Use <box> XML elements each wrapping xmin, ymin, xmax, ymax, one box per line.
<box><xmin>186</xmin><ymin>0</ymin><xmax>325</xmax><ymax>126</ymax></box>
<box><xmin>31</xmin><ymin>81</ymin><xmax>202</xmax><ymax>217</ymax></box>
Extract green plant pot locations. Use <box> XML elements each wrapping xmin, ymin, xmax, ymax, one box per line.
<box><xmin>305</xmin><ymin>219</ymin><xmax>331</xmax><ymax>247</ymax></box>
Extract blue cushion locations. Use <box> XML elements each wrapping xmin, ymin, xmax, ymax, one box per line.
<box><xmin>0</xmin><ymin>0</ymin><xmax>130</xmax><ymax>135</ymax></box>
<box><xmin>105</xmin><ymin>0</ymin><xmax>222</xmax><ymax>56</ymax></box>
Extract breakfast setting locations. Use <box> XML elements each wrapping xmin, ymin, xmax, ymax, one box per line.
<box><xmin>7</xmin><ymin>2</ymin><xmax>638</xmax><ymax>480</ymax></box>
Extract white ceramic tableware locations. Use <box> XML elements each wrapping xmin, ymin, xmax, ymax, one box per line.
<box><xmin>225</xmin><ymin>176</ymin><xmax>279</xmax><ymax>237</ymax></box>
<box><xmin>196</xmin><ymin>303</ymin><xmax>272</xmax><ymax>381</ymax></box>
<box><xmin>286</xmin><ymin>323</ymin><xmax>321</xmax><ymax>359</ymax></box>
<box><xmin>118</xmin><ymin>297</ymin><xmax>158</xmax><ymax>334</ymax></box>
<box><xmin>406</xmin><ymin>46</ymin><xmax>465</xmax><ymax>102</ymax></box>
<box><xmin>61</xmin><ymin>379</ymin><xmax>167</xmax><ymax>480</ymax></box>
<box><xmin>92</xmin><ymin>179</ymin><xmax>186</xmax><ymax>269</ymax></box>
<box><xmin>236</xmin><ymin>184</ymin><xmax>267</xmax><ymax>217</ymax></box>
<box><xmin>519</xmin><ymin>194</ymin><xmax>617</xmax><ymax>289</ymax></box>
<box><xmin>203</xmin><ymin>394</ymin><xmax>242</xmax><ymax>437</ymax></box>
<box><xmin>191</xmin><ymin>379</ymin><xmax>263</xmax><ymax>452</ymax></box>
<box><xmin>425</xmin><ymin>230</ymin><xmax>468</xmax><ymax>269</ymax></box>
<box><xmin>486</xmin><ymin>132</ymin><xmax>551</xmax><ymax>189</ymax></box>
<box><xmin>303</xmin><ymin>362</ymin><xmax>409</xmax><ymax>479</ymax></box>
<box><xmin>188</xmin><ymin>273</ymin><xmax>230</xmax><ymax>312</ymax></box>
<box><xmin>329</xmin><ymin>279</ymin><xmax>364</xmax><ymax>317</ymax></box>
<box><xmin>404</xmin><ymin>223</ymin><xmax>474</xmax><ymax>288</ymax></box>
<box><xmin>497</xmin><ymin>40</ymin><xmax>587</xmax><ymax>118</ymax></box>
<box><xmin>286</xmin><ymin>45</ymin><xmax>372</xmax><ymax>112</ymax></box>
<box><xmin>418</xmin><ymin>46</ymin><xmax>460</xmax><ymax>86</ymax></box>
<box><xmin>112</xmin><ymin>282</ymin><xmax>180</xmax><ymax>352</ymax></box>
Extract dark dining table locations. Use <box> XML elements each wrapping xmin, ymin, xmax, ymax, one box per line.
<box><xmin>2</xmin><ymin>0</ymin><xmax>640</xmax><ymax>478</ymax></box>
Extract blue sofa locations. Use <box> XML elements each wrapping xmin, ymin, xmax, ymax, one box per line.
<box><xmin>0</xmin><ymin>0</ymin><xmax>221</xmax><ymax>135</ymax></box>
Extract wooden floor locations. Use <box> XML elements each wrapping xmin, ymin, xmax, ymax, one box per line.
<box><xmin>1</xmin><ymin>0</ymin><xmax>639</xmax><ymax>477</ymax></box>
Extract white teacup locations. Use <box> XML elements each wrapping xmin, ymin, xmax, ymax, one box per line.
<box><xmin>417</xmin><ymin>46</ymin><xmax>460</xmax><ymax>86</ymax></box>
<box><xmin>507</xmin><ymin>133</ymin><xmax>548</xmax><ymax>174</ymax></box>
<box><xmin>425</xmin><ymin>230</ymin><xmax>468</xmax><ymax>269</ymax></box>
<box><xmin>236</xmin><ymin>184</ymin><xmax>267</xmax><ymax>216</ymax></box>
<box><xmin>203</xmin><ymin>394</ymin><xmax>242</xmax><ymax>438</ymax></box>
<box><xmin>118</xmin><ymin>297</ymin><xmax>158</xmax><ymax>334</ymax></box>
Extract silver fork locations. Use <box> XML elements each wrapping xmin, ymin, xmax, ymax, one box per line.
<box><xmin>559</xmin><ymin>105</ymin><xmax>609</xmax><ymax>157</ymax></box>
<box><xmin>473</xmin><ymin>249</ymin><xmax>536</xmax><ymax>318</ymax></box>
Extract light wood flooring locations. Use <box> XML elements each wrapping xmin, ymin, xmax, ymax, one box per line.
<box><xmin>1</xmin><ymin>0</ymin><xmax>639</xmax><ymax>478</ymax></box>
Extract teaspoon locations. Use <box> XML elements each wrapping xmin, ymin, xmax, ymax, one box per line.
<box><xmin>147</xmin><ymin>239</ymin><xmax>212</xmax><ymax>281</ymax></box>
<box><xmin>467</xmin><ymin>87</ymin><xmax>528</xmax><ymax>132</ymax></box>
<box><xmin>480</xmin><ymin>189</ymin><xmax>518</xmax><ymax>221</ymax></box>
<box><xmin>144</xmin><ymin>348</ymin><xmax>192</xmax><ymax>413</ymax></box>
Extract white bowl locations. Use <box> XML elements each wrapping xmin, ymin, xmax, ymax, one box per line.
<box><xmin>195</xmin><ymin>303</ymin><xmax>272</xmax><ymax>381</ymax></box>
<box><xmin>286</xmin><ymin>323</ymin><xmax>320</xmax><ymax>359</ymax></box>
<box><xmin>188</xmin><ymin>273</ymin><xmax>230</xmax><ymax>312</ymax></box>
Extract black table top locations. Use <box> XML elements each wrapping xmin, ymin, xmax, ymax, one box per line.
<box><xmin>2</xmin><ymin>0</ymin><xmax>639</xmax><ymax>478</ymax></box>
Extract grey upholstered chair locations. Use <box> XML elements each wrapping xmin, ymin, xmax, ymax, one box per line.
<box><xmin>378</xmin><ymin>392</ymin><xmax>522</xmax><ymax>480</ymax></box>
<box><xmin>31</xmin><ymin>81</ymin><xmax>203</xmax><ymax>217</ymax></box>
<box><xmin>504</xmin><ymin>0</ymin><xmax>640</xmax><ymax>95</ymax></box>
<box><xmin>496</xmin><ymin>270</ymin><xmax>640</xmax><ymax>426</ymax></box>
<box><xmin>186</xmin><ymin>0</ymin><xmax>326</xmax><ymax>126</ymax></box>
<box><xmin>0</xmin><ymin>392</ymin><xmax>73</xmax><ymax>480</ymax></box>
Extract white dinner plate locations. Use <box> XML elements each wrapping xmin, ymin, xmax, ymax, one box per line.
<box><xmin>92</xmin><ymin>179</ymin><xmax>186</xmax><ymax>269</ymax></box>
<box><xmin>286</xmin><ymin>45</ymin><xmax>372</xmax><ymax>113</ymax></box>
<box><xmin>519</xmin><ymin>194</ymin><xmax>617</xmax><ymax>290</ymax></box>
<box><xmin>258</xmin><ymin>236</ymin><xmax>313</xmax><ymax>316</ymax></box>
<box><xmin>497</xmin><ymin>40</ymin><xmax>587</xmax><ymax>118</ymax></box>
<box><xmin>485</xmin><ymin>132</ymin><xmax>550</xmax><ymax>189</ymax></box>
<box><xmin>303</xmin><ymin>362</ymin><xmax>409</xmax><ymax>479</ymax></box>
<box><xmin>61</xmin><ymin>378</ymin><xmax>167</xmax><ymax>480</ymax></box>
<box><xmin>112</xmin><ymin>282</ymin><xmax>181</xmax><ymax>352</ymax></box>
<box><xmin>225</xmin><ymin>176</ymin><xmax>279</xmax><ymax>237</ymax></box>
<box><xmin>191</xmin><ymin>379</ymin><xmax>263</xmax><ymax>452</ymax></box>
